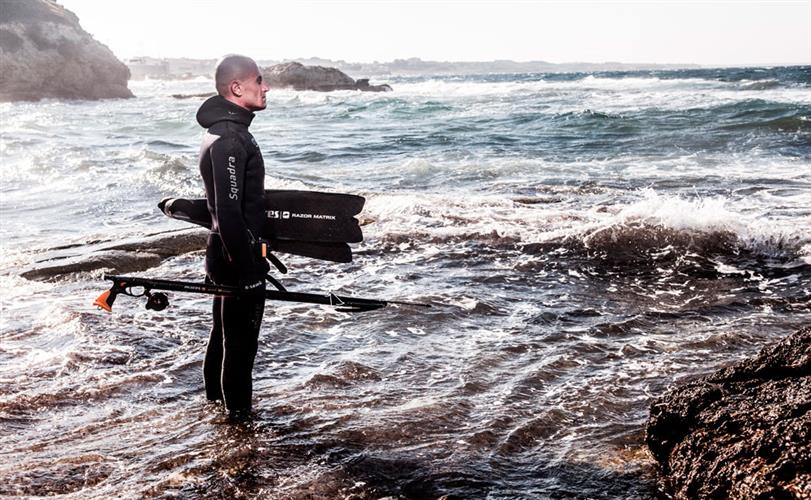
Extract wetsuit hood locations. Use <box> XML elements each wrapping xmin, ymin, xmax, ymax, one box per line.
<box><xmin>196</xmin><ymin>95</ymin><xmax>255</xmax><ymax>129</ymax></box>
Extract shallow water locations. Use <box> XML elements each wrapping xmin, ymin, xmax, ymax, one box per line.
<box><xmin>1</xmin><ymin>66</ymin><xmax>810</xmax><ymax>498</ymax></box>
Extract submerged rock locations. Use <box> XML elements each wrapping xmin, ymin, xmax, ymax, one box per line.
<box><xmin>263</xmin><ymin>61</ymin><xmax>392</xmax><ymax>92</ymax></box>
<box><xmin>0</xmin><ymin>0</ymin><xmax>133</xmax><ymax>102</ymax></box>
<box><xmin>646</xmin><ymin>326</ymin><xmax>811</xmax><ymax>499</ymax></box>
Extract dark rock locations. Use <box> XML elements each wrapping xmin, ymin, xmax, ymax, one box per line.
<box><xmin>646</xmin><ymin>326</ymin><xmax>811</xmax><ymax>499</ymax></box>
<box><xmin>171</xmin><ymin>92</ymin><xmax>216</xmax><ymax>99</ymax></box>
<box><xmin>0</xmin><ymin>0</ymin><xmax>133</xmax><ymax>102</ymax></box>
<box><xmin>20</xmin><ymin>250</ymin><xmax>163</xmax><ymax>280</ymax></box>
<box><xmin>21</xmin><ymin>229</ymin><xmax>207</xmax><ymax>280</ymax></box>
<box><xmin>264</xmin><ymin>61</ymin><xmax>353</xmax><ymax>90</ymax></box>
<box><xmin>355</xmin><ymin>78</ymin><xmax>393</xmax><ymax>92</ymax></box>
<box><xmin>106</xmin><ymin>230</ymin><xmax>207</xmax><ymax>257</ymax></box>
<box><xmin>262</xmin><ymin>61</ymin><xmax>392</xmax><ymax>92</ymax></box>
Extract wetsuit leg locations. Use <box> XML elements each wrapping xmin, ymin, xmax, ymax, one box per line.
<box><xmin>203</xmin><ymin>296</ymin><xmax>224</xmax><ymax>401</ymax></box>
<box><xmin>221</xmin><ymin>291</ymin><xmax>265</xmax><ymax>413</ymax></box>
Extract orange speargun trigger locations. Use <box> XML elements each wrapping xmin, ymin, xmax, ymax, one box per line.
<box><xmin>94</xmin><ymin>290</ymin><xmax>113</xmax><ymax>312</ymax></box>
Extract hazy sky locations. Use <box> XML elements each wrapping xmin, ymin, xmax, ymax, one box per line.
<box><xmin>58</xmin><ymin>0</ymin><xmax>811</xmax><ymax>65</ymax></box>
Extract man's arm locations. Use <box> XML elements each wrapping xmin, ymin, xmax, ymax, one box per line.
<box><xmin>209</xmin><ymin>136</ymin><xmax>262</xmax><ymax>287</ymax></box>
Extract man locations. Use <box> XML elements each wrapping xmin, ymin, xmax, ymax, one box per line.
<box><xmin>196</xmin><ymin>54</ymin><xmax>270</xmax><ymax>419</ymax></box>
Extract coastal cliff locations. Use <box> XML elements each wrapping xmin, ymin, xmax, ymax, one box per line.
<box><xmin>646</xmin><ymin>326</ymin><xmax>811</xmax><ymax>498</ymax></box>
<box><xmin>0</xmin><ymin>0</ymin><xmax>132</xmax><ymax>102</ymax></box>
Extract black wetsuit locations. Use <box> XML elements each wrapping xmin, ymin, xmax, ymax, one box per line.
<box><xmin>196</xmin><ymin>95</ymin><xmax>269</xmax><ymax>414</ymax></box>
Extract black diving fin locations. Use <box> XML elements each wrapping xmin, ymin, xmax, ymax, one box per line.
<box><xmin>159</xmin><ymin>189</ymin><xmax>365</xmax><ymax>263</ymax></box>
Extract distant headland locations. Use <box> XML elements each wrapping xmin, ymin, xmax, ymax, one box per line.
<box><xmin>126</xmin><ymin>56</ymin><xmax>700</xmax><ymax>80</ymax></box>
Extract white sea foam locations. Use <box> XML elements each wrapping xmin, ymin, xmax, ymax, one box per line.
<box><xmin>584</xmin><ymin>189</ymin><xmax>810</xmax><ymax>259</ymax></box>
<box><xmin>391</xmin><ymin>76</ymin><xmax>811</xmax><ymax>114</ymax></box>
<box><xmin>612</xmin><ymin>190</ymin><xmax>742</xmax><ymax>231</ymax></box>
<box><xmin>363</xmin><ymin>190</ymin><xmax>569</xmax><ymax>246</ymax></box>
<box><xmin>363</xmin><ymin>183</ymin><xmax>810</xmax><ymax>263</ymax></box>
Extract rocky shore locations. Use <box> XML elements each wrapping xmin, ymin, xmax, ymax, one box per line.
<box><xmin>646</xmin><ymin>326</ymin><xmax>810</xmax><ymax>498</ymax></box>
<box><xmin>0</xmin><ymin>0</ymin><xmax>132</xmax><ymax>102</ymax></box>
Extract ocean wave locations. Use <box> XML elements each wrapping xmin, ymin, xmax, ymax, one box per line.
<box><xmin>556</xmin><ymin>191</ymin><xmax>810</xmax><ymax>269</ymax></box>
<box><xmin>392</xmin><ymin>75</ymin><xmax>723</xmax><ymax>97</ymax></box>
<box><xmin>382</xmin><ymin>73</ymin><xmax>811</xmax><ymax>116</ymax></box>
<box><xmin>133</xmin><ymin>150</ymin><xmax>200</xmax><ymax>197</ymax></box>
<box><xmin>677</xmin><ymin>66</ymin><xmax>810</xmax><ymax>86</ymax></box>
<box><xmin>363</xmin><ymin>189</ymin><xmax>809</xmax><ymax>270</ymax></box>
<box><xmin>738</xmin><ymin>79</ymin><xmax>781</xmax><ymax>90</ymax></box>
<box><xmin>579</xmin><ymin>223</ymin><xmax>739</xmax><ymax>263</ymax></box>
<box><xmin>720</xmin><ymin>114</ymin><xmax>811</xmax><ymax>132</ymax></box>
<box><xmin>362</xmin><ymin>191</ymin><xmax>565</xmax><ymax>247</ymax></box>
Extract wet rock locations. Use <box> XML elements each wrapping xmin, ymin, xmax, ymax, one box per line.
<box><xmin>354</xmin><ymin>78</ymin><xmax>393</xmax><ymax>93</ymax></box>
<box><xmin>305</xmin><ymin>360</ymin><xmax>381</xmax><ymax>388</ymax></box>
<box><xmin>171</xmin><ymin>92</ymin><xmax>216</xmax><ymax>100</ymax></box>
<box><xmin>20</xmin><ymin>250</ymin><xmax>163</xmax><ymax>280</ymax></box>
<box><xmin>21</xmin><ymin>229</ymin><xmax>206</xmax><ymax>281</ymax></box>
<box><xmin>646</xmin><ymin>326</ymin><xmax>811</xmax><ymax>499</ymax></box>
<box><xmin>106</xmin><ymin>230</ymin><xmax>207</xmax><ymax>257</ymax></box>
<box><xmin>263</xmin><ymin>62</ymin><xmax>392</xmax><ymax>92</ymax></box>
<box><xmin>0</xmin><ymin>0</ymin><xmax>133</xmax><ymax>102</ymax></box>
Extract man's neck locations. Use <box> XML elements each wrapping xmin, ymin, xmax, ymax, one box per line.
<box><xmin>223</xmin><ymin>94</ymin><xmax>250</xmax><ymax>111</ymax></box>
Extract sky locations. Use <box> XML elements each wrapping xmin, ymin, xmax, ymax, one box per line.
<box><xmin>58</xmin><ymin>0</ymin><xmax>811</xmax><ymax>66</ymax></box>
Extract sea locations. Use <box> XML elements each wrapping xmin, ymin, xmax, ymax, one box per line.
<box><xmin>1</xmin><ymin>66</ymin><xmax>809</xmax><ymax>498</ymax></box>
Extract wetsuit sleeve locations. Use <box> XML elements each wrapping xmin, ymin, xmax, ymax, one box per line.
<box><xmin>208</xmin><ymin>135</ymin><xmax>261</xmax><ymax>286</ymax></box>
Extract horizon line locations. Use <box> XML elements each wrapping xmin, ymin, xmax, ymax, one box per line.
<box><xmin>121</xmin><ymin>56</ymin><xmax>811</xmax><ymax>68</ymax></box>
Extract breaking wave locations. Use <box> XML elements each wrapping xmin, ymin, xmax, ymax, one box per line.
<box><xmin>364</xmin><ymin>189</ymin><xmax>808</xmax><ymax>267</ymax></box>
<box><xmin>585</xmin><ymin>191</ymin><xmax>808</xmax><ymax>261</ymax></box>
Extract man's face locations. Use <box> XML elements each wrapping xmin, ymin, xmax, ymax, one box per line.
<box><xmin>237</xmin><ymin>65</ymin><xmax>269</xmax><ymax>111</ymax></box>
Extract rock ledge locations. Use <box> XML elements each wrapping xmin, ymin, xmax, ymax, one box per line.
<box><xmin>646</xmin><ymin>326</ymin><xmax>811</xmax><ymax>498</ymax></box>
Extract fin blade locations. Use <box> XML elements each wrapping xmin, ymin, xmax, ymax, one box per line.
<box><xmin>159</xmin><ymin>190</ymin><xmax>364</xmax><ymax>244</ymax></box>
<box><xmin>269</xmin><ymin>240</ymin><xmax>353</xmax><ymax>263</ymax></box>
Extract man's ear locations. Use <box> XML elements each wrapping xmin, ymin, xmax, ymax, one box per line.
<box><xmin>230</xmin><ymin>80</ymin><xmax>242</xmax><ymax>97</ymax></box>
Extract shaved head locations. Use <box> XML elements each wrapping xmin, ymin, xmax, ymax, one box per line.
<box><xmin>215</xmin><ymin>54</ymin><xmax>259</xmax><ymax>96</ymax></box>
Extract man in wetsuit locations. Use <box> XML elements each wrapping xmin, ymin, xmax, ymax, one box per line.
<box><xmin>196</xmin><ymin>55</ymin><xmax>270</xmax><ymax>419</ymax></box>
